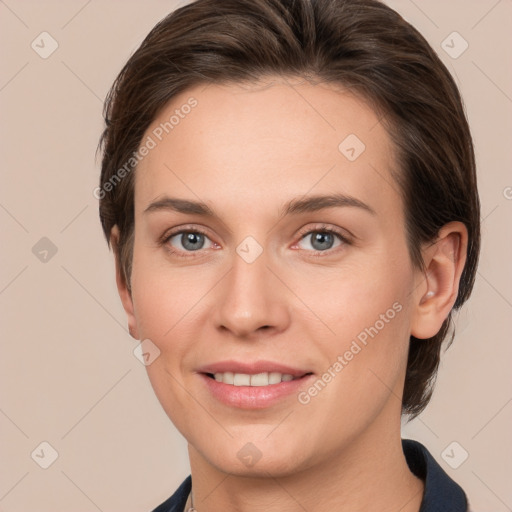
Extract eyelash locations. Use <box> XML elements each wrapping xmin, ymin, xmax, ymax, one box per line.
<box><xmin>159</xmin><ymin>224</ymin><xmax>351</xmax><ymax>259</ymax></box>
<box><xmin>295</xmin><ymin>224</ymin><xmax>351</xmax><ymax>258</ymax></box>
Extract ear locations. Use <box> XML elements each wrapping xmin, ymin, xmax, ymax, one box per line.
<box><xmin>110</xmin><ymin>225</ymin><xmax>139</xmax><ymax>340</ymax></box>
<box><xmin>411</xmin><ymin>221</ymin><xmax>468</xmax><ymax>339</ymax></box>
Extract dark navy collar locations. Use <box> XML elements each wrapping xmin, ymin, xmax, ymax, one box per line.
<box><xmin>151</xmin><ymin>439</ymin><xmax>468</xmax><ymax>511</ymax></box>
<box><xmin>151</xmin><ymin>475</ymin><xmax>191</xmax><ymax>512</ymax></box>
<box><xmin>402</xmin><ymin>439</ymin><xmax>468</xmax><ymax>511</ymax></box>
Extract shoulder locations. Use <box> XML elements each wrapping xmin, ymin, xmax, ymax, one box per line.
<box><xmin>150</xmin><ymin>475</ymin><xmax>191</xmax><ymax>512</ymax></box>
<box><xmin>402</xmin><ymin>438</ymin><xmax>469</xmax><ymax>511</ymax></box>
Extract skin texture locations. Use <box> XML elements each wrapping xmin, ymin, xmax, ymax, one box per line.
<box><xmin>112</xmin><ymin>77</ymin><xmax>468</xmax><ymax>511</ymax></box>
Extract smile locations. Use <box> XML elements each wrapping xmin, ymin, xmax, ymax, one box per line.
<box><xmin>198</xmin><ymin>361</ymin><xmax>314</xmax><ymax>409</ymax></box>
<box><xmin>207</xmin><ymin>371</ymin><xmax>301</xmax><ymax>386</ymax></box>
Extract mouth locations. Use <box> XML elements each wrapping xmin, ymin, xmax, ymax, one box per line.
<box><xmin>203</xmin><ymin>371</ymin><xmax>311</xmax><ymax>386</ymax></box>
<box><xmin>197</xmin><ymin>361</ymin><xmax>315</xmax><ymax>409</ymax></box>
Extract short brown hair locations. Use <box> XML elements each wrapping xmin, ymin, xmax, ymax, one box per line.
<box><xmin>97</xmin><ymin>0</ymin><xmax>480</xmax><ymax>418</ymax></box>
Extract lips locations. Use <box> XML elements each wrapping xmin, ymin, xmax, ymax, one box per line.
<box><xmin>197</xmin><ymin>360</ymin><xmax>311</xmax><ymax>378</ymax></box>
<box><xmin>197</xmin><ymin>360</ymin><xmax>314</xmax><ymax>409</ymax></box>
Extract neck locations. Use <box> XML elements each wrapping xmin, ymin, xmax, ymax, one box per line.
<box><xmin>186</xmin><ymin>417</ymin><xmax>424</xmax><ymax>512</ymax></box>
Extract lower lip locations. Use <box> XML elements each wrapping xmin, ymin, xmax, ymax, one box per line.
<box><xmin>200</xmin><ymin>373</ymin><xmax>314</xmax><ymax>409</ymax></box>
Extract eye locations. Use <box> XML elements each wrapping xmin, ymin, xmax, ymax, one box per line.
<box><xmin>160</xmin><ymin>225</ymin><xmax>350</xmax><ymax>258</ymax></box>
<box><xmin>164</xmin><ymin>229</ymin><xmax>215</xmax><ymax>254</ymax></box>
<box><xmin>295</xmin><ymin>226</ymin><xmax>349</xmax><ymax>254</ymax></box>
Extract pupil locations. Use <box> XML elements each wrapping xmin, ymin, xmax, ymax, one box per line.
<box><xmin>312</xmin><ymin>232</ymin><xmax>333</xmax><ymax>251</ymax></box>
<box><xmin>182</xmin><ymin>232</ymin><xmax>204</xmax><ymax>251</ymax></box>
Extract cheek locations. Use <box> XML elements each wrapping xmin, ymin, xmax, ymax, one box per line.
<box><xmin>292</xmin><ymin>254</ymin><xmax>414</xmax><ymax>403</ymax></box>
<box><xmin>289</xmin><ymin>249</ymin><xmax>413</xmax><ymax>341</ymax></box>
<box><xmin>130</xmin><ymin>245</ymin><xmax>210</xmax><ymax>343</ymax></box>
<box><xmin>294</xmin><ymin>300</ymin><xmax>412</xmax><ymax>450</ymax></box>
<box><xmin>129</xmin><ymin>255</ymin><xmax>210</xmax><ymax>435</ymax></box>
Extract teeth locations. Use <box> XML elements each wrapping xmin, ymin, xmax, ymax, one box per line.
<box><xmin>250</xmin><ymin>373</ymin><xmax>268</xmax><ymax>386</ymax></box>
<box><xmin>223</xmin><ymin>372</ymin><xmax>234</xmax><ymax>385</ymax></box>
<box><xmin>233</xmin><ymin>373</ymin><xmax>251</xmax><ymax>386</ymax></box>
<box><xmin>269</xmin><ymin>372</ymin><xmax>282</xmax><ymax>384</ymax></box>
<box><xmin>212</xmin><ymin>372</ymin><xmax>296</xmax><ymax>386</ymax></box>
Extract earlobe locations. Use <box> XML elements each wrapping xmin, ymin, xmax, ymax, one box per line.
<box><xmin>110</xmin><ymin>226</ymin><xmax>139</xmax><ymax>340</ymax></box>
<box><xmin>411</xmin><ymin>222</ymin><xmax>468</xmax><ymax>339</ymax></box>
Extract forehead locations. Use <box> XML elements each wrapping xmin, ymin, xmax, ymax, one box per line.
<box><xmin>134</xmin><ymin>78</ymin><xmax>401</xmax><ymax>220</ymax></box>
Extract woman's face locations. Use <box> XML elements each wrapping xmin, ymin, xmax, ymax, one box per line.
<box><xmin>122</xmin><ymin>78</ymin><xmax>425</xmax><ymax>476</ymax></box>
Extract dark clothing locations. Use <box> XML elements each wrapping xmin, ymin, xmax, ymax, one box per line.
<box><xmin>151</xmin><ymin>439</ymin><xmax>468</xmax><ymax>511</ymax></box>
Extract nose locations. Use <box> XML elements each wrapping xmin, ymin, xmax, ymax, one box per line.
<box><xmin>213</xmin><ymin>247</ymin><xmax>291</xmax><ymax>339</ymax></box>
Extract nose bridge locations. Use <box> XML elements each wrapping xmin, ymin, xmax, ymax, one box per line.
<box><xmin>214</xmin><ymin>241</ymin><xmax>290</xmax><ymax>337</ymax></box>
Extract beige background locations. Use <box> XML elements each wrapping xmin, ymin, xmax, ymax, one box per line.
<box><xmin>0</xmin><ymin>0</ymin><xmax>511</xmax><ymax>510</ymax></box>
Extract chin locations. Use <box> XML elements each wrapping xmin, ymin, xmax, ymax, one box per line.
<box><xmin>191</xmin><ymin>432</ymin><xmax>318</xmax><ymax>478</ymax></box>
<box><xmin>211</xmin><ymin>451</ymin><xmax>309</xmax><ymax>478</ymax></box>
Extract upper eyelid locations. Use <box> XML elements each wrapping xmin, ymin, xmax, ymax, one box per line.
<box><xmin>160</xmin><ymin>224</ymin><xmax>211</xmax><ymax>242</ymax></box>
<box><xmin>296</xmin><ymin>224</ymin><xmax>351</xmax><ymax>240</ymax></box>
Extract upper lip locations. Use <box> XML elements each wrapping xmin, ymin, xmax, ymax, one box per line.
<box><xmin>197</xmin><ymin>360</ymin><xmax>312</xmax><ymax>378</ymax></box>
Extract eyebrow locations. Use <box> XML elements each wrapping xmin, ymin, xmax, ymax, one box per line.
<box><xmin>143</xmin><ymin>193</ymin><xmax>376</xmax><ymax>218</ymax></box>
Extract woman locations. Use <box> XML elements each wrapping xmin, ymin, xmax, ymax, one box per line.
<box><xmin>97</xmin><ymin>0</ymin><xmax>480</xmax><ymax>510</ymax></box>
